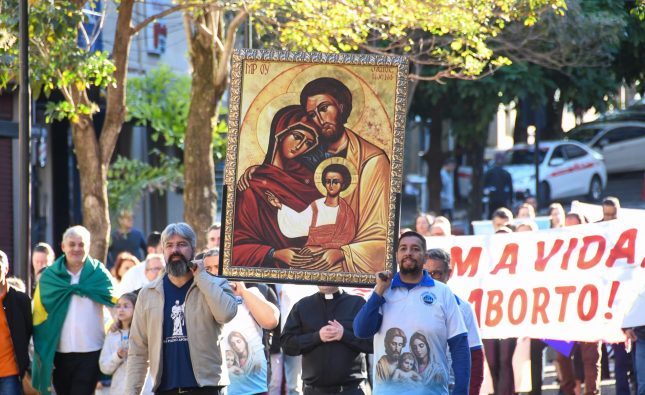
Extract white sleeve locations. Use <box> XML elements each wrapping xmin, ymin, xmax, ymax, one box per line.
<box><xmin>99</xmin><ymin>332</ymin><xmax>123</xmax><ymax>375</ymax></box>
<box><xmin>443</xmin><ymin>287</ymin><xmax>467</xmax><ymax>339</ymax></box>
<box><xmin>277</xmin><ymin>204</ymin><xmax>313</xmax><ymax>238</ymax></box>
<box><xmin>461</xmin><ymin>301</ymin><xmax>483</xmax><ymax>348</ymax></box>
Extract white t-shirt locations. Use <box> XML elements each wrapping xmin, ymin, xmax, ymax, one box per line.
<box><xmin>448</xmin><ymin>296</ymin><xmax>483</xmax><ymax>386</ymax></box>
<box><xmin>118</xmin><ymin>261</ymin><xmax>148</xmax><ymax>295</ymax></box>
<box><xmin>373</xmin><ymin>280</ymin><xmax>466</xmax><ymax>395</ymax></box>
<box><xmin>458</xmin><ymin>296</ymin><xmax>482</xmax><ymax>349</ymax></box>
<box><xmin>57</xmin><ymin>269</ymin><xmax>106</xmax><ymax>352</ymax></box>
<box><xmin>222</xmin><ymin>288</ymin><xmax>269</xmax><ymax>395</ymax></box>
<box><xmin>277</xmin><ymin>198</ymin><xmax>339</xmax><ymax>238</ymax></box>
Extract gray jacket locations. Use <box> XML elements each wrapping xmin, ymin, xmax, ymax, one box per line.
<box><xmin>125</xmin><ymin>270</ymin><xmax>238</xmax><ymax>394</ymax></box>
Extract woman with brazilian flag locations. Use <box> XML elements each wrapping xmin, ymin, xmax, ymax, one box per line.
<box><xmin>31</xmin><ymin>225</ymin><xmax>117</xmax><ymax>395</ymax></box>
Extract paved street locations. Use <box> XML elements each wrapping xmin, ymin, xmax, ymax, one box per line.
<box><xmin>605</xmin><ymin>171</ymin><xmax>645</xmax><ymax>210</ymax></box>
<box><xmin>541</xmin><ymin>363</ymin><xmax>618</xmax><ymax>395</ymax></box>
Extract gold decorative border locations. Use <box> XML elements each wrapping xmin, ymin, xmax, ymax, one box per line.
<box><xmin>222</xmin><ymin>49</ymin><xmax>408</xmax><ymax>286</ymax></box>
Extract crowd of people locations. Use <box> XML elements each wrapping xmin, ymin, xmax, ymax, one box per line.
<box><xmin>0</xmin><ymin>196</ymin><xmax>643</xmax><ymax>395</ymax></box>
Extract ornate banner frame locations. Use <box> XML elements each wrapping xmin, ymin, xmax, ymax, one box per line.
<box><xmin>220</xmin><ymin>49</ymin><xmax>408</xmax><ymax>286</ymax></box>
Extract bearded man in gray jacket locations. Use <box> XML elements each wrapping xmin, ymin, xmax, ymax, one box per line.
<box><xmin>126</xmin><ymin>223</ymin><xmax>238</xmax><ymax>395</ymax></box>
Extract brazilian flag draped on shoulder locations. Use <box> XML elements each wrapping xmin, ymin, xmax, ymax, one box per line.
<box><xmin>32</xmin><ymin>254</ymin><xmax>116</xmax><ymax>395</ymax></box>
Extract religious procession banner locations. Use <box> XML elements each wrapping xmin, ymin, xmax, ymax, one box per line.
<box><xmin>220</xmin><ymin>49</ymin><xmax>408</xmax><ymax>286</ymax></box>
<box><xmin>426</xmin><ymin>216</ymin><xmax>645</xmax><ymax>342</ymax></box>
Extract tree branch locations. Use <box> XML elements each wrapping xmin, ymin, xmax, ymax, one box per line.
<box><xmin>131</xmin><ymin>2</ymin><xmax>212</xmax><ymax>36</ymax></box>
<box><xmin>99</xmin><ymin>0</ymin><xmax>135</xmax><ymax>165</ymax></box>
<box><xmin>214</xmin><ymin>7</ymin><xmax>248</xmax><ymax>88</ymax></box>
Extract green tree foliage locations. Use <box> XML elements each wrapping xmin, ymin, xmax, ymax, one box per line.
<box><xmin>107</xmin><ymin>152</ymin><xmax>183</xmax><ymax>216</ymax></box>
<box><xmin>0</xmin><ymin>0</ymin><xmax>115</xmax><ymax>120</ymax></box>
<box><xmin>257</xmin><ymin>0</ymin><xmax>567</xmax><ymax>81</ymax></box>
<box><xmin>126</xmin><ymin>65</ymin><xmax>228</xmax><ymax>159</ymax></box>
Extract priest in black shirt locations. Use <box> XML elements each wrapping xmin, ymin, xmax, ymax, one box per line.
<box><xmin>281</xmin><ymin>286</ymin><xmax>373</xmax><ymax>395</ymax></box>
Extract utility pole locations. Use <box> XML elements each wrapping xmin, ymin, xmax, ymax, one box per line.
<box><xmin>18</xmin><ymin>0</ymin><xmax>32</xmax><ymax>290</ymax></box>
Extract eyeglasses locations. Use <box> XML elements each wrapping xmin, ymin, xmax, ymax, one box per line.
<box><xmin>164</xmin><ymin>241</ymin><xmax>191</xmax><ymax>250</ymax></box>
<box><xmin>428</xmin><ymin>270</ymin><xmax>445</xmax><ymax>279</ymax></box>
<box><xmin>145</xmin><ymin>266</ymin><xmax>163</xmax><ymax>272</ymax></box>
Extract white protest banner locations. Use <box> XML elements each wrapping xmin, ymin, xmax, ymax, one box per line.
<box><xmin>570</xmin><ymin>200</ymin><xmax>645</xmax><ymax>223</ymax></box>
<box><xmin>425</xmin><ymin>216</ymin><xmax>645</xmax><ymax>342</ymax></box>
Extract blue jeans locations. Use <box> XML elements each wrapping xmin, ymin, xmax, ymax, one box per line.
<box><xmin>283</xmin><ymin>354</ymin><xmax>303</xmax><ymax>395</ymax></box>
<box><xmin>636</xmin><ymin>338</ymin><xmax>645</xmax><ymax>395</ymax></box>
<box><xmin>0</xmin><ymin>375</ymin><xmax>22</xmax><ymax>395</ymax></box>
<box><xmin>614</xmin><ymin>343</ymin><xmax>631</xmax><ymax>395</ymax></box>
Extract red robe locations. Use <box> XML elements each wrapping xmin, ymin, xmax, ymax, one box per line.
<box><xmin>232</xmin><ymin>163</ymin><xmax>321</xmax><ymax>268</ymax></box>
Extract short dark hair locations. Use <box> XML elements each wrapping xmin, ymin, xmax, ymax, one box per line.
<box><xmin>602</xmin><ymin>196</ymin><xmax>620</xmax><ymax>209</ymax></box>
<box><xmin>565</xmin><ymin>212</ymin><xmax>587</xmax><ymax>225</ymax></box>
<box><xmin>398</xmin><ymin>231</ymin><xmax>426</xmax><ymax>254</ymax></box>
<box><xmin>147</xmin><ymin>231</ymin><xmax>161</xmax><ymax>248</ymax></box>
<box><xmin>493</xmin><ymin>207</ymin><xmax>513</xmax><ymax>221</ymax></box>
<box><xmin>300</xmin><ymin>78</ymin><xmax>353</xmax><ymax>124</ymax></box>
<box><xmin>208</xmin><ymin>223</ymin><xmax>221</xmax><ymax>233</ymax></box>
<box><xmin>33</xmin><ymin>242</ymin><xmax>55</xmax><ymax>260</ymax></box>
<box><xmin>426</xmin><ymin>248</ymin><xmax>451</xmax><ymax>272</ymax></box>
<box><xmin>321</xmin><ymin>163</ymin><xmax>351</xmax><ymax>192</ymax></box>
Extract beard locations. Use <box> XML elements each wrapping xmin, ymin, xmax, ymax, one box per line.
<box><xmin>319</xmin><ymin>122</ymin><xmax>344</xmax><ymax>142</ymax></box>
<box><xmin>166</xmin><ymin>253</ymin><xmax>190</xmax><ymax>277</ymax></box>
<box><xmin>399</xmin><ymin>258</ymin><xmax>422</xmax><ymax>276</ymax></box>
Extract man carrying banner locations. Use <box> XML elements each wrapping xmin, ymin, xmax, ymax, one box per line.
<box><xmin>354</xmin><ymin>231</ymin><xmax>470</xmax><ymax>395</ymax></box>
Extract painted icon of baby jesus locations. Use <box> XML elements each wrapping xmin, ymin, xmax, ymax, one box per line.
<box><xmin>265</xmin><ymin>162</ymin><xmax>357</xmax><ymax>259</ymax></box>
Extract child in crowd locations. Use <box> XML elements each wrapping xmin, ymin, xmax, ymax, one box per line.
<box><xmin>99</xmin><ymin>293</ymin><xmax>137</xmax><ymax>395</ymax></box>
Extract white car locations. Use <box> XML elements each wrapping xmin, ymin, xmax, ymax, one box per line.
<box><xmin>565</xmin><ymin>121</ymin><xmax>645</xmax><ymax>173</ymax></box>
<box><xmin>503</xmin><ymin>141</ymin><xmax>607</xmax><ymax>203</ymax></box>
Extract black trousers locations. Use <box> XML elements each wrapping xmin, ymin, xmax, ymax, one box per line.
<box><xmin>303</xmin><ymin>383</ymin><xmax>364</xmax><ymax>395</ymax></box>
<box><xmin>52</xmin><ymin>350</ymin><xmax>101</xmax><ymax>395</ymax></box>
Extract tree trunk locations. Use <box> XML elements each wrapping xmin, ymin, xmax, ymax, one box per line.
<box><xmin>183</xmin><ymin>17</ymin><xmax>222</xmax><ymax>250</ymax></box>
<box><xmin>466</xmin><ymin>137</ymin><xmax>485</xmax><ymax>226</ymax></box>
<box><xmin>543</xmin><ymin>92</ymin><xmax>565</xmax><ymax>140</ymax></box>
<box><xmin>424</xmin><ymin>103</ymin><xmax>444</xmax><ymax>214</ymax></box>
<box><xmin>513</xmin><ymin>98</ymin><xmax>527</xmax><ymax>144</ymax></box>
<box><xmin>71</xmin><ymin>115</ymin><xmax>110</xmax><ymax>262</ymax></box>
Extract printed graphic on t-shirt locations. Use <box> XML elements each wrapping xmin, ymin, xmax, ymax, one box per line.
<box><xmin>374</xmin><ymin>327</ymin><xmax>448</xmax><ymax>393</ymax></box>
<box><xmin>222</xmin><ymin>295</ymin><xmax>268</xmax><ymax>394</ymax></box>
<box><xmin>166</xmin><ymin>300</ymin><xmax>187</xmax><ymax>343</ymax></box>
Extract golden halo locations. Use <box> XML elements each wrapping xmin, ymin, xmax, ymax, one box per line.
<box><xmin>286</xmin><ymin>65</ymin><xmax>365</xmax><ymax>130</ymax></box>
<box><xmin>255</xmin><ymin>92</ymin><xmax>300</xmax><ymax>155</ymax></box>
<box><xmin>314</xmin><ymin>157</ymin><xmax>358</xmax><ymax>198</ymax></box>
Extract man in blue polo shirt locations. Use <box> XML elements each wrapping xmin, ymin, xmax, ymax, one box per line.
<box><xmin>354</xmin><ymin>231</ymin><xmax>470</xmax><ymax>395</ymax></box>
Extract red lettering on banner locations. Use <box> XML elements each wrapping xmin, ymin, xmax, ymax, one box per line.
<box><xmin>561</xmin><ymin>238</ymin><xmax>579</xmax><ymax>270</ymax></box>
<box><xmin>535</xmin><ymin>239</ymin><xmax>564</xmax><ymax>271</ymax></box>
<box><xmin>508</xmin><ymin>289</ymin><xmax>528</xmax><ymax>325</ymax></box>
<box><xmin>555</xmin><ymin>286</ymin><xmax>576</xmax><ymax>322</ymax></box>
<box><xmin>577</xmin><ymin>236</ymin><xmax>605</xmax><ymax>269</ymax></box>
<box><xmin>468</xmin><ymin>288</ymin><xmax>484</xmax><ymax>326</ymax></box>
<box><xmin>532</xmin><ymin>287</ymin><xmax>550</xmax><ymax>324</ymax></box>
<box><xmin>605</xmin><ymin>228</ymin><xmax>637</xmax><ymax>267</ymax></box>
<box><xmin>486</xmin><ymin>290</ymin><xmax>504</xmax><ymax>327</ymax></box>
<box><xmin>605</xmin><ymin>281</ymin><xmax>620</xmax><ymax>319</ymax></box>
<box><xmin>452</xmin><ymin>246</ymin><xmax>481</xmax><ymax>277</ymax></box>
<box><xmin>577</xmin><ymin>284</ymin><xmax>598</xmax><ymax>321</ymax></box>
<box><xmin>490</xmin><ymin>243</ymin><xmax>518</xmax><ymax>275</ymax></box>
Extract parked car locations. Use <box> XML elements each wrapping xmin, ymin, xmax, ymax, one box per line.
<box><xmin>502</xmin><ymin>141</ymin><xmax>607</xmax><ymax>203</ymax></box>
<box><xmin>565</xmin><ymin>121</ymin><xmax>645</xmax><ymax>173</ymax></box>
